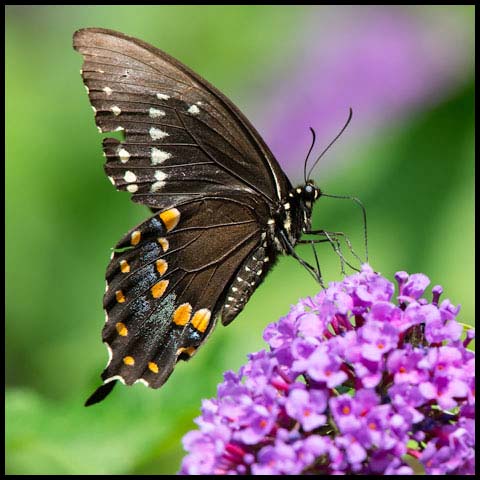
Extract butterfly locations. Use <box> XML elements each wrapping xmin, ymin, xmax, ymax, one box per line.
<box><xmin>74</xmin><ymin>28</ymin><xmax>337</xmax><ymax>406</ymax></box>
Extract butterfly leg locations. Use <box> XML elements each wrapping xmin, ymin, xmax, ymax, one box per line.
<box><xmin>299</xmin><ymin>230</ymin><xmax>361</xmax><ymax>274</ymax></box>
<box><xmin>306</xmin><ymin>229</ymin><xmax>367</xmax><ymax>264</ymax></box>
<box><xmin>309</xmin><ymin>239</ymin><xmax>324</xmax><ymax>285</ymax></box>
<box><xmin>279</xmin><ymin>231</ymin><xmax>325</xmax><ymax>287</ymax></box>
<box><xmin>303</xmin><ymin>229</ymin><xmax>363</xmax><ymax>263</ymax></box>
<box><xmin>301</xmin><ymin>233</ymin><xmax>346</xmax><ymax>275</ymax></box>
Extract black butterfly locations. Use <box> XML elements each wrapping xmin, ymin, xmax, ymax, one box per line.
<box><xmin>74</xmin><ymin>28</ymin><xmax>341</xmax><ymax>406</ymax></box>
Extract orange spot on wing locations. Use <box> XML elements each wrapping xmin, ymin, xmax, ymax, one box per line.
<box><xmin>116</xmin><ymin>322</ymin><xmax>128</xmax><ymax>336</ymax></box>
<box><xmin>123</xmin><ymin>356</ymin><xmax>135</xmax><ymax>365</ymax></box>
<box><xmin>131</xmin><ymin>230</ymin><xmax>141</xmax><ymax>245</ymax></box>
<box><xmin>159</xmin><ymin>208</ymin><xmax>180</xmax><ymax>232</ymax></box>
<box><xmin>156</xmin><ymin>259</ymin><xmax>168</xmax><ymax>276</ymax></box>
<box><xmin>172</xmin><ymin>303</ymin><xmax>192</xmax><ymax>326</ymax></box>
<box><xmin>191</xmin><ymin>308</ymin><xmax>211</xmax><ymax>333</ymax></box>
<box><xmin>148</xmin><ymin>362</ymin><xmax>159</xmax><ymax>373</ymax></box>
<box><xmin>176</xmin><ymin>346</ymin><xmax>196</xmax><ymax>357</ymax></box>
<box><xmin>158</xmin><ymin>237</ymin><xmax>169</xmax><ymax>251</ymax></box>
<box><xmin>120</xmin><ymin>259</ymin><xmax>130</xmax><ymax>273</ymax></box>
<box><xmin>115</xmin><ymin>290</ymin><xmax>126</xmax><ymax>303</ymax></box>
<box><xmin>151</xmin><ymin>280</ymin><xmax>169</xmax><ymax>298</ymax></box>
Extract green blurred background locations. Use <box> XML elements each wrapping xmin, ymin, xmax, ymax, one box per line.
<box><xmin>6</xmin><ymin>5</ymin><xmax>474</xmax><ymax>475</ymax></box>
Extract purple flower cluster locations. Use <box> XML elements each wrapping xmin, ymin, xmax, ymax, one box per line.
<box><xmin>179</xmin><ymin>265</ymin><xmax>475</xmax><ymax>475</ymax></box>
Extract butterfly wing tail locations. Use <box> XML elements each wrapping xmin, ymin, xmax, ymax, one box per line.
<box><xmin>84</xmin><ymin>380</ymin><xmax>118</xmax><ymax>407</ymax></box>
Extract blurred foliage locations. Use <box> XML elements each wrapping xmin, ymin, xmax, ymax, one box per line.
<box><xmin>6</xmin><ymin>5</ymin><xmax>474</xmax><ymax>475</ymax></box>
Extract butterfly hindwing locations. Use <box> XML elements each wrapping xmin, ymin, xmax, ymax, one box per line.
<box><xmin>101</xmin><ymin>197</ymin><xmax>264</xmax><ymax>389</ymax></box>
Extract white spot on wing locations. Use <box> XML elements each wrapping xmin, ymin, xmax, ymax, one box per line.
<box><xmin>155</xmin><ymin>171</ymin><xmax>167</xmax><ymax>181</ymax></box>
<box><xmin>149</xmin><ymin>108</ymin><xmax>166</xmax><ymax>118</ymax></box>
<box><xmin>151</xmin><ymin>148</ymin><xmax>171</xmax><ymax>164</ymax></box>
<box><xmin>127</xmin><ymin>184</ymin><xmax>138</xmax><ymax>193</ymax></box>
<box><xmin>149</xmin><ymin>127</ymin><xmax>168</xmax><ymax>140</ymax></box>
<box><xmin>151</xmin><ymin>181</ymin><xmax>166</xmax><ymax>192</ymax></box>
<box><xmin>108</xmin><ymin>176</ymin><xmax>115</xmax><ymax>185</ymax></box>
<box><xmin>134</xmin><ymin>378</ymin><xmax>150</xmax><ymax>387</ymax></box>
<box><xmin>151</xmin><ymin>170</ymin><xmax>167</xmax><ymax>191</ymax></box>
<box><xmin>118</xmin><ymin>148</ymin><xmax>130</xmax><ymax>163</ymax></box>
<box><xmin>150</xmin><ymin>127</ymin><xmax>169</xmax><ymax>140</ymax></box>
<box><xmin>104</xmin><ymin>342</ymin><xmax>113</xmax><ymax>366</ymax></box>
<box><xmin>104</xmin><ymin>375</ymin><xmax>126</xmax><ymax>385</ymax></box>
<box><xmin>156</xmin><ymin>93</ymin><xmax>170</xmax><ymax>100</ymax></box>
<box><xmin>124</xmin><ymin>171</ymin><xmax>137</xmax><ymax>183</ymax></box>
<box><xmin>188</xmin><ymin>105</ymin><xmax>200</xmax><ymax>115</ymax></box>
<box><xmin>103</xmin><ymin>86</ymin><xmax>113</xmax><ymax>96</ymax></box>
<box><xmin>111</xmin><ymin>106</ymin><xmax>121</xmax><ymax>116</ymax></box>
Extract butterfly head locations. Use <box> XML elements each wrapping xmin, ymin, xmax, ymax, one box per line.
<box><xmin>284</xmin><ymin>181</ymin><xmax>322</xmax><ymax>237</ymax></box>
<box><xmin>294</xmin><ymin>180</ymin><xmax>321</xmax><ymax>210</ymax></box>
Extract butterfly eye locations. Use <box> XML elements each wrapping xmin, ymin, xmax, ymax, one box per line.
<box><xmin>305</xmin><ymin>185</ymin><xmax>316</xmax><ymax>198</ymax></box>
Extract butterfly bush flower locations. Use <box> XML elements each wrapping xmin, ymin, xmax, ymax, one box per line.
<box><xmin>179</xmin><ymin>265</ymin><xmax>475</xmax><ymax>475</ymax></box>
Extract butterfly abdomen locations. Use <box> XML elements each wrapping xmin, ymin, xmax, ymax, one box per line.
<box><xmin>221</xmin><ymin>245</ymin><xmax>276</xmax><ymax>326</ymax></box>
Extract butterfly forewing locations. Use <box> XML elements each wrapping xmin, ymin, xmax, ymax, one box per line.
<box><xmin>73</xmin><ymin>28</ymin><xmax>291</xmax><ymax>210</ymax></box>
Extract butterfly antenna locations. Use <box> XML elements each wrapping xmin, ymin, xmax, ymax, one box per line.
<box><xmin>321</xmin><ymin>193</ymin><xmax>368</xmax><ymax>263</ymax></box>
<box><xmin>304</xmin><ymin>127</ymin><xmax>317</xmax><ymax>184</ymax></box>
<box><xmin>307</xmin><ymin>108</ymin><xmax>353</xmax><ymax>180</ymax></box>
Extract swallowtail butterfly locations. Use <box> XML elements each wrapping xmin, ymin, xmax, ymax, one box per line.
<box><xmin>74</xmin><ymin>28</ymin><xmax>333</xmax><ymax>405</ymax></box>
